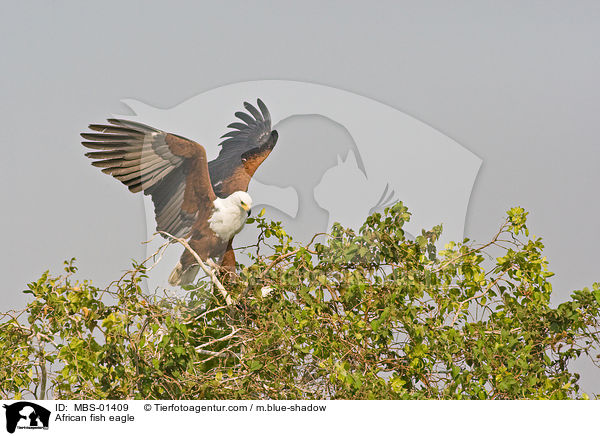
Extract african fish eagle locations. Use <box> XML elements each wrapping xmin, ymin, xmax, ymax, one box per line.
<box><xmin>81</xmin><ymin>99</ymin><xmax>278</xmax><ymax>285</ymax></box>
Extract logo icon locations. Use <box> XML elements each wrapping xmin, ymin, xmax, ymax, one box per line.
<box><xmin>3</xmin><ymin>402</ymin><xmax>50</xmax><ymax>434</ymax></box>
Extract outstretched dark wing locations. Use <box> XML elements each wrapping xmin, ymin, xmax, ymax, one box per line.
<box><xmin>81</xmin><ymin>119</ymin><xmax>216</xmax><ymax>238</ymax></box>
<box><xmin>208</xmin><ymin>99</ymin><xmax>278</xmax><ymax>197</ymax></box>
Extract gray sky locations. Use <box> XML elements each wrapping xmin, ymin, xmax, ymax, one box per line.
<box><xmin>1</xmin><ymin>1</ymin><xmax>599</xmax><ymax>392</ymax></box>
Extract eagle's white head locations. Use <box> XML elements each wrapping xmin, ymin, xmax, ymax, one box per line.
<box><xmin>230</xmin><ymin>191</ymin><xmax>253</xmax><ymax>216</ymax></box>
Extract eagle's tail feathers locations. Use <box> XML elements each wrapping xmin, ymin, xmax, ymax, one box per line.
<box><xmin>168</xmin><ymin>262</ymin><xmax>183</xmax><ymax>286</ymax></box>
<box><xmin>168</xmin><ymin>262</ymin><xmax>200</xmax><ymax>286</ymax></box>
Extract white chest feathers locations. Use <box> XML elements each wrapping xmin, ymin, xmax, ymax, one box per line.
<box><xmin>208</xmin><ymin>192</ymin><xmax>251</xmax><ymax>242</ymax></box>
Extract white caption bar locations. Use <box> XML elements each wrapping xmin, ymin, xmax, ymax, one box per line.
<box><xmin>0</xmin><ymin>400</ymin><xmax>595</xmax><ymax>436</ymax></box>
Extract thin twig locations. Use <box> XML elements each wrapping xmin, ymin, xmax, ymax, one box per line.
<box><xmin>451</xmin><ymin>274</ymin><xmax>505</xmax><ymax>325</ymax></box>
<box><xmin>259</xmin><ymin>232</ymin><xmax>324</xmax><ymax>280</ymax></box>
<box><xmin>195</xmin><ymin>328</ymin><xmax>239</xmax><ymax>350</ymax></box>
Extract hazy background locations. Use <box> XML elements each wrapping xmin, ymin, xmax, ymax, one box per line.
<box><xmin>1</xmin><ymin>1</ymin><xmax>599</xmax><ymax>391</ymax></box>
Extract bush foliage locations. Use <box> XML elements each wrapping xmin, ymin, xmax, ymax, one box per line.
<box><xmin>1</xmin><ymin>203</ymin><xmax>599</xmax><ymax>399</ymax></box>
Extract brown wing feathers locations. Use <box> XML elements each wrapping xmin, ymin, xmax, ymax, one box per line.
<box><xmin>82</xmin><ymin>119</ymin><xmax>215</xmax><ymax>238</ymax></box>
<box><xmin>82</xmin><ymin>119</ymin><xmax>185</xmax><ymax>194</ymax></box>
<box><xmin>147</xmin><ymin>169</ymin><xmax>196</xmax><ymax>238</ymax></box>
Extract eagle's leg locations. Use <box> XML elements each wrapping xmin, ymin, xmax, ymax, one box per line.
<box><xmin>220</xmin><ymin>240</ymin><xmax>236</xmax><ymax>272</ymax></box>
<box><xmin>218</xmin><ymin>240</ymin><xmax>237</xmax><ymax>283</ymax></box>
